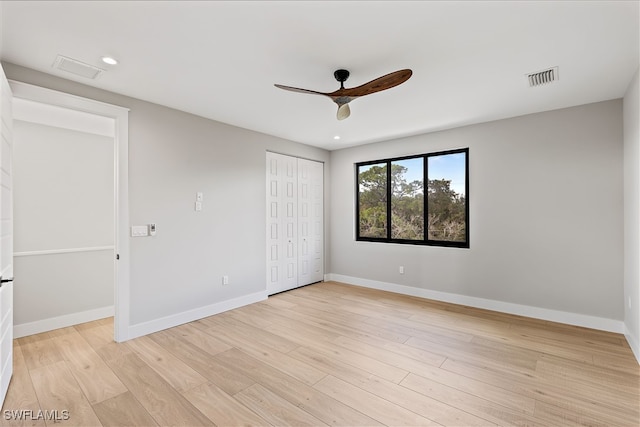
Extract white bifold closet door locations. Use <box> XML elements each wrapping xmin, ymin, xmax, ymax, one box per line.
<box><xmin>266</xmin><ymin>152</ymin><xmax>323</xmax><ymax>295</ymax></box>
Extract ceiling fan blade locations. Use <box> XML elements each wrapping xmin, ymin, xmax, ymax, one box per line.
<box><xmin>274</xmin><ymin>84</ymin><xmax>329</xmax><ymax>97</ymax></box>
<box><xmin>337</xmin><ymin>69</ymin><xmax>412</xmax><ymax>97</ymax></box>
<box><xmin>337</xmin><ymin>103</ymin><xmax>351</xmax><ymax>120</ymax></box>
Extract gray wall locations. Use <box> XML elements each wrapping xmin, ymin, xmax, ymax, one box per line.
<box><xmin>624</xmin><ymin>67</ymin><xmax>639</xmax><ymax>356</ymax></box>
<box><xmin>330</xmin><ymin>100</ymin><xmax>624</xmax><ymax>321</ymax></box>
<box><xmin>3</xmin><ymin>62</ymin><xmax>330</xmax><ymax>328</ymax></box>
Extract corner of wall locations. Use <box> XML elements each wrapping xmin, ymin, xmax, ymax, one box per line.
<box><xmin>625</xmin><ymin>324</ymin><xmax>640</xmax><ymax>364</ymax></box>
<box><xmin>623</xmin><ymin>66</ymin><xmax>640</xmax><ymax>364</ymax></box>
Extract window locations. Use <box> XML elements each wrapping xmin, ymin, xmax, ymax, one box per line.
<box><xmin>356</xmin><ymin>148</ymin><xmax>468</xmax><ymax>248</ymax></box>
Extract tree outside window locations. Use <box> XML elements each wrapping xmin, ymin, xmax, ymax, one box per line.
<box><xmin>356</xmin><ymin>149</ymin><xmax>468</xmax><ymax>248</ymax></box>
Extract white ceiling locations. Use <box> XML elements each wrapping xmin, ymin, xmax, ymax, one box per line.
<box><xmin>1</xmin><ymin>1</ymin><xmax>638</xmax><ymax>150</ymax></box>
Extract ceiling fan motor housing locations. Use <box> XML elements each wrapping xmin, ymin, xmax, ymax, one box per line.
<box><xmin>334</xmin><ymin>69</ymin><xmax>350</xmax><ymax>88</ymax></box>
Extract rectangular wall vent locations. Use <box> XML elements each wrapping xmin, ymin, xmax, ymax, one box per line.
<box><xmin>53</xmin><ymin>55</ymin><xmax>104</xmax><ymax>80</ymax></box>
<box><xmin>527</xmin><ymin>66</ymin><xmax>558</xmax><ymax>87</ymax></box>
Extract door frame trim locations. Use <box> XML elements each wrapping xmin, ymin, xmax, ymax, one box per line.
<box><xmin>9</xmin><ymin>80</ymin><xmax>131</xmax><ymax>342</ymax></box>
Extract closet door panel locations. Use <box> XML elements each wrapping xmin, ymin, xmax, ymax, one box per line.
<box><xmin>297</xmin><ymin>159</ymin><xmax>312</xmax><ymax>286</ymax></box>
<box><xmin>266</xmin><ymin>153</ymin><xmax>281</xmax><ymax>291</ymax></box>
<box><xmin>298</xmin><ymin>158</ymin><xmax>323</xmax><ymax>286</ymax></box>
<box><xmin>266</xmin><ymin>152</ymin><xmax>297</xmax><ymax>294</ymax></box>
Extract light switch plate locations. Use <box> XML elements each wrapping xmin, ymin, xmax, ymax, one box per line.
<box><xmin>196</xmin><ymin>192</ymin><xmax>203</xmax><ymax>202</ymax></box>
<box><xmin>131</xmin><ymin>225</ymin><xmax>148</xmax><ymax>237</ymax></box>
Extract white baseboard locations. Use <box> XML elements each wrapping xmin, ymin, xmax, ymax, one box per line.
<box><xmin>126</xmin><ymin>291</ymin><xmax>267</xmax><ymax>341</ymax></box>
<box><xmin>14</xmin><ymin>306</ymin><xmax>114</xmax><ymax>338</ymax></box>
<box><xmin>624</xmin><ymin>325</ymin><xmax>640</xmax><ymax>364</ymax></box>
<box><xmin>326</xmin><ymin>274</ymin><xmax>625</xmax><ymax>334</ymax></box>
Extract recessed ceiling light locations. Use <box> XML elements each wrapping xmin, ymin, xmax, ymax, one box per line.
<box><xmin>334</xmin><ymin>135</ymin><xmax>340</xmax><ymax>140</ymax></box>
<box><xmin>101</xmin><ymin>56</ymin><xmax>118</xmax><ymax>65</ymax></box>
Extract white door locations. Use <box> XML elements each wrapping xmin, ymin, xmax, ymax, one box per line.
<box><xmin>266</xmin><ymin>153</ymin><xmax>323</xmax><ymax>295</ymax></box>
<box><xmin>0</xmin><ymin>65</ymin><xmax>14</xmax><ymax>405</ymax></box>
<box><xmin>297</xmin><ymin>158</ymin><xmax>324</xmax><ymax>285</ymax></box>
<box><xmin>266</xmin><ymin>152</ymin><xmax>297</xmax><ymax>294</ymax></box>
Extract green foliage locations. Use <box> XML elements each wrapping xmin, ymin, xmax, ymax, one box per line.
<box><xmin>358</xmin><ymin>163</ymin><xmax>466</xmax><ymax>242</ymax></box>
<box><xmin>427</xmin><ymin>179</ymin><xmax>466</xmax><ymax>241</ymax></box>
<box><xmin>391</xmin><ymin>164</ymin><xmax>423</xmax><ymax>240</ymax></box>
<box><xmin>358</xmin><ymin>165</ymin><xmax>387</xmax><ymax>238</ymax></box>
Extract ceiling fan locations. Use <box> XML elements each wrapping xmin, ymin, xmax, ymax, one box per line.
<box><xmin>275</xmin><ymin>68</ymin><xmax>412</xmax><ymax>120</ymax></box>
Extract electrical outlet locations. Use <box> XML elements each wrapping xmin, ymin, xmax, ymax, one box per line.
<box><xmin>399</xmin><ymin>266</ymin><xmax>404</xmax><ymax>274</ymax></box>
<box><xmin>222</xmin><ymin>275</ymin><xmax>229</xmax><ymax>285</ymax></box>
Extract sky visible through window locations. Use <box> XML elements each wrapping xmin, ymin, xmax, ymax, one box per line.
<box><xmin>380</xmin><ymin>154</ymin><xmax>465</xmax><ymax>196</ymax></box>
<box><xmin>427</xmin><ymin>153</ymin><xmax>466</xmax><ymax>196</ymax></box>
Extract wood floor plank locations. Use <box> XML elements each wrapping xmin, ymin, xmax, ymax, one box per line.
<box><xmin>536</xmin><ymin>355</ymin><xmax>640</xmax><ymax>395</ymax></box>
<box><xmin>29</xmin><ymin>361</ymin><xmax>101</xmax><ymax>426</ymax></box>
<box><xmin>400</xmin><ymin>372</ymin><xmax>548</xmax><ymax>426</ymax></box>
<box><xmin>101</xmin><ymin>352</ymin><xmax>213</xmax><ymax>426</ymax></box>
<box><xmin>405</xmin><ymin>335</ymin><xmax>539</xmax><ymax>375</ymax></box>
<box><xmin>534</xmin><ymin>400</ymin><xmax>609</xmax><ymax>427</ymax></box>
<box><xmin>220</xmin><ymin>337</ymin><xmax>325</xmax><ymax>386</ymax></box>
<box><xmin>0</xmin><ymin>345</ymin><xmax>45</xmax><ymax>427</ymax></box>
<box><xmin>304</xmin><ymin>338</ymin><xmax>409</xmax><ymax>383</ymax></box>
<box><xmin>20</xmin><ymin>337</ymin><xmax>63</xmax><ymax>371</ymax></box>
<box><xmin>473</xmin><ymin>333</ymin><xmax>594</xmax><ymax>365</ymax></box>
<box><xmin>53</xmin><ymin>330</ymin><xmax>127</xmax><ymax>405</ymax></box>
<box><xmin>92</xmin><ymin>391</ymin><xmax>158</xmax><ymax>427</ymax></box>
<box><xmin>230</xmin><ymin>304</ymin><xmax>342</xmax><ymax>345</ymax></box>
<box><xmin>75</xmin><ymin>324</ymin><xmax>113</xmax><ymax>352</ymax></box>
<box><xmin>314</xmin><ymin>375</ymin><xmax>441</xmax><ymax>426</ymax></box>
<box><xmin>333</xmin><ymin>335</ymin><xmax>446</xmax><ymax>371</ymax></box>
<box><xmin>214</xmin><ymin>348</ymin><xmax>384</xmax><ymax>426</ymax></box>
<box><xmin>339</xmin><ymin>337</ymin><xmax>537</xmax><ymax>415</ymax></box>
<box><xmin>279</xmin><ymin>297</ymin><xmax>412</xmax><ymax>343</ymax></box>
<box><xmin>442</xmin><ymin>357</ymin><xmax>640</xmax><ymax>425</ymax></box>
<box><xmin>170</xmin><ymin>322</ymin><xmax>232</xmax><ymax>356</ymax></box>
<box><xmin>288</xmin><ymin>344</ymin><xmax>492</xmax><ymax>426</ymax></box>
<box><xmin>183</xmin><ymin>382</ymin><xmax>271</xmax><ymax>427</ymax></box>
<box><xmin>204</xmin><ymin>315</ymin><xmax>300</xmax><ymax>354</ymax></box>
<box><xmin>235</xmin><ymin>383</ymin><xmax>327</xmax><ymax>427</ymax></box>
<box><xmin>592</xmin><ymin>351</ymin><xmax>640</xmax><ymax>374</ymax></box>
<box><xmin>364</xmin><ymin>313</ymin><xmax>475</xmax><ymax>345</ymax></box>
<box><xmin>150</xmin><ymin>328</ymin><xmax>257</xmax><ymax>395</ymax></box>
<box><xmin>126</xmin><ymin>335</ymin><xmax>208</xmax><ymax>393</ymax></box>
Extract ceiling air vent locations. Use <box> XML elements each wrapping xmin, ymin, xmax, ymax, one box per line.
<box><xmin>53</xmin><ymin>55</ymin><xmax>104</xmax><ymax>80</ymax></box>
<box><xmin>527</xmin><ymin>66</ymin><xmax>558</xmax><ymax>87</ymax></box>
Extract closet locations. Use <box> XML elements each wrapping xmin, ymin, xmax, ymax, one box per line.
<box><xmin>266</xmin><ymin>152</ymin><xmax>323</xmax><ymax>295</ymax></box>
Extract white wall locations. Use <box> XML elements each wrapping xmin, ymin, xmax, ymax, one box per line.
<box><xmin>624</xmin><ymin>67</ymin><xmax>640</xmax><ymax>361</ymax></box>
<box><xmin>2</xmin><ymin>62</ymin><xmax>330</xmax><ymax>337</ymax></box>
<box><xmin>330</xmin><ymin>100</ymin><xmax>624</xmax><ymax>330</ymax></box>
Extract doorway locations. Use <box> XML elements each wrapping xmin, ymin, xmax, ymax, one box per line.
<box><xmin>9</xmin><ymin>81</ymin><xmax>130</xmax><ymax>341</ymax></box>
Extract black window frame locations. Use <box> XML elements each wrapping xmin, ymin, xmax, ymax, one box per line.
<box><xmin>355</xmin><ymin>148</ymin><xmax>469</xmax><ymax>248</ymax></box>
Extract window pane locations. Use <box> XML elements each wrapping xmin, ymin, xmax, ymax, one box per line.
<box><xmin>427</xmin><ymin>152</ymin><xmax>467</xmax><ymax>242</ymax></box>
<box><xmin>391</xmin><ymin>158</ymin><xmax>424</xmax><ymax>240</ymax></box>
<box><xmin>358</xmin><ymin>163</ymin><xmax>388</xmax><ymax>238</ymax></box>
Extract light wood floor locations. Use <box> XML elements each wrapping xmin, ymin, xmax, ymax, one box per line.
<box><xmin>2</xmin><ymin>281</ymin><xmax>638</xmax><ymax>426</ymax></box>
